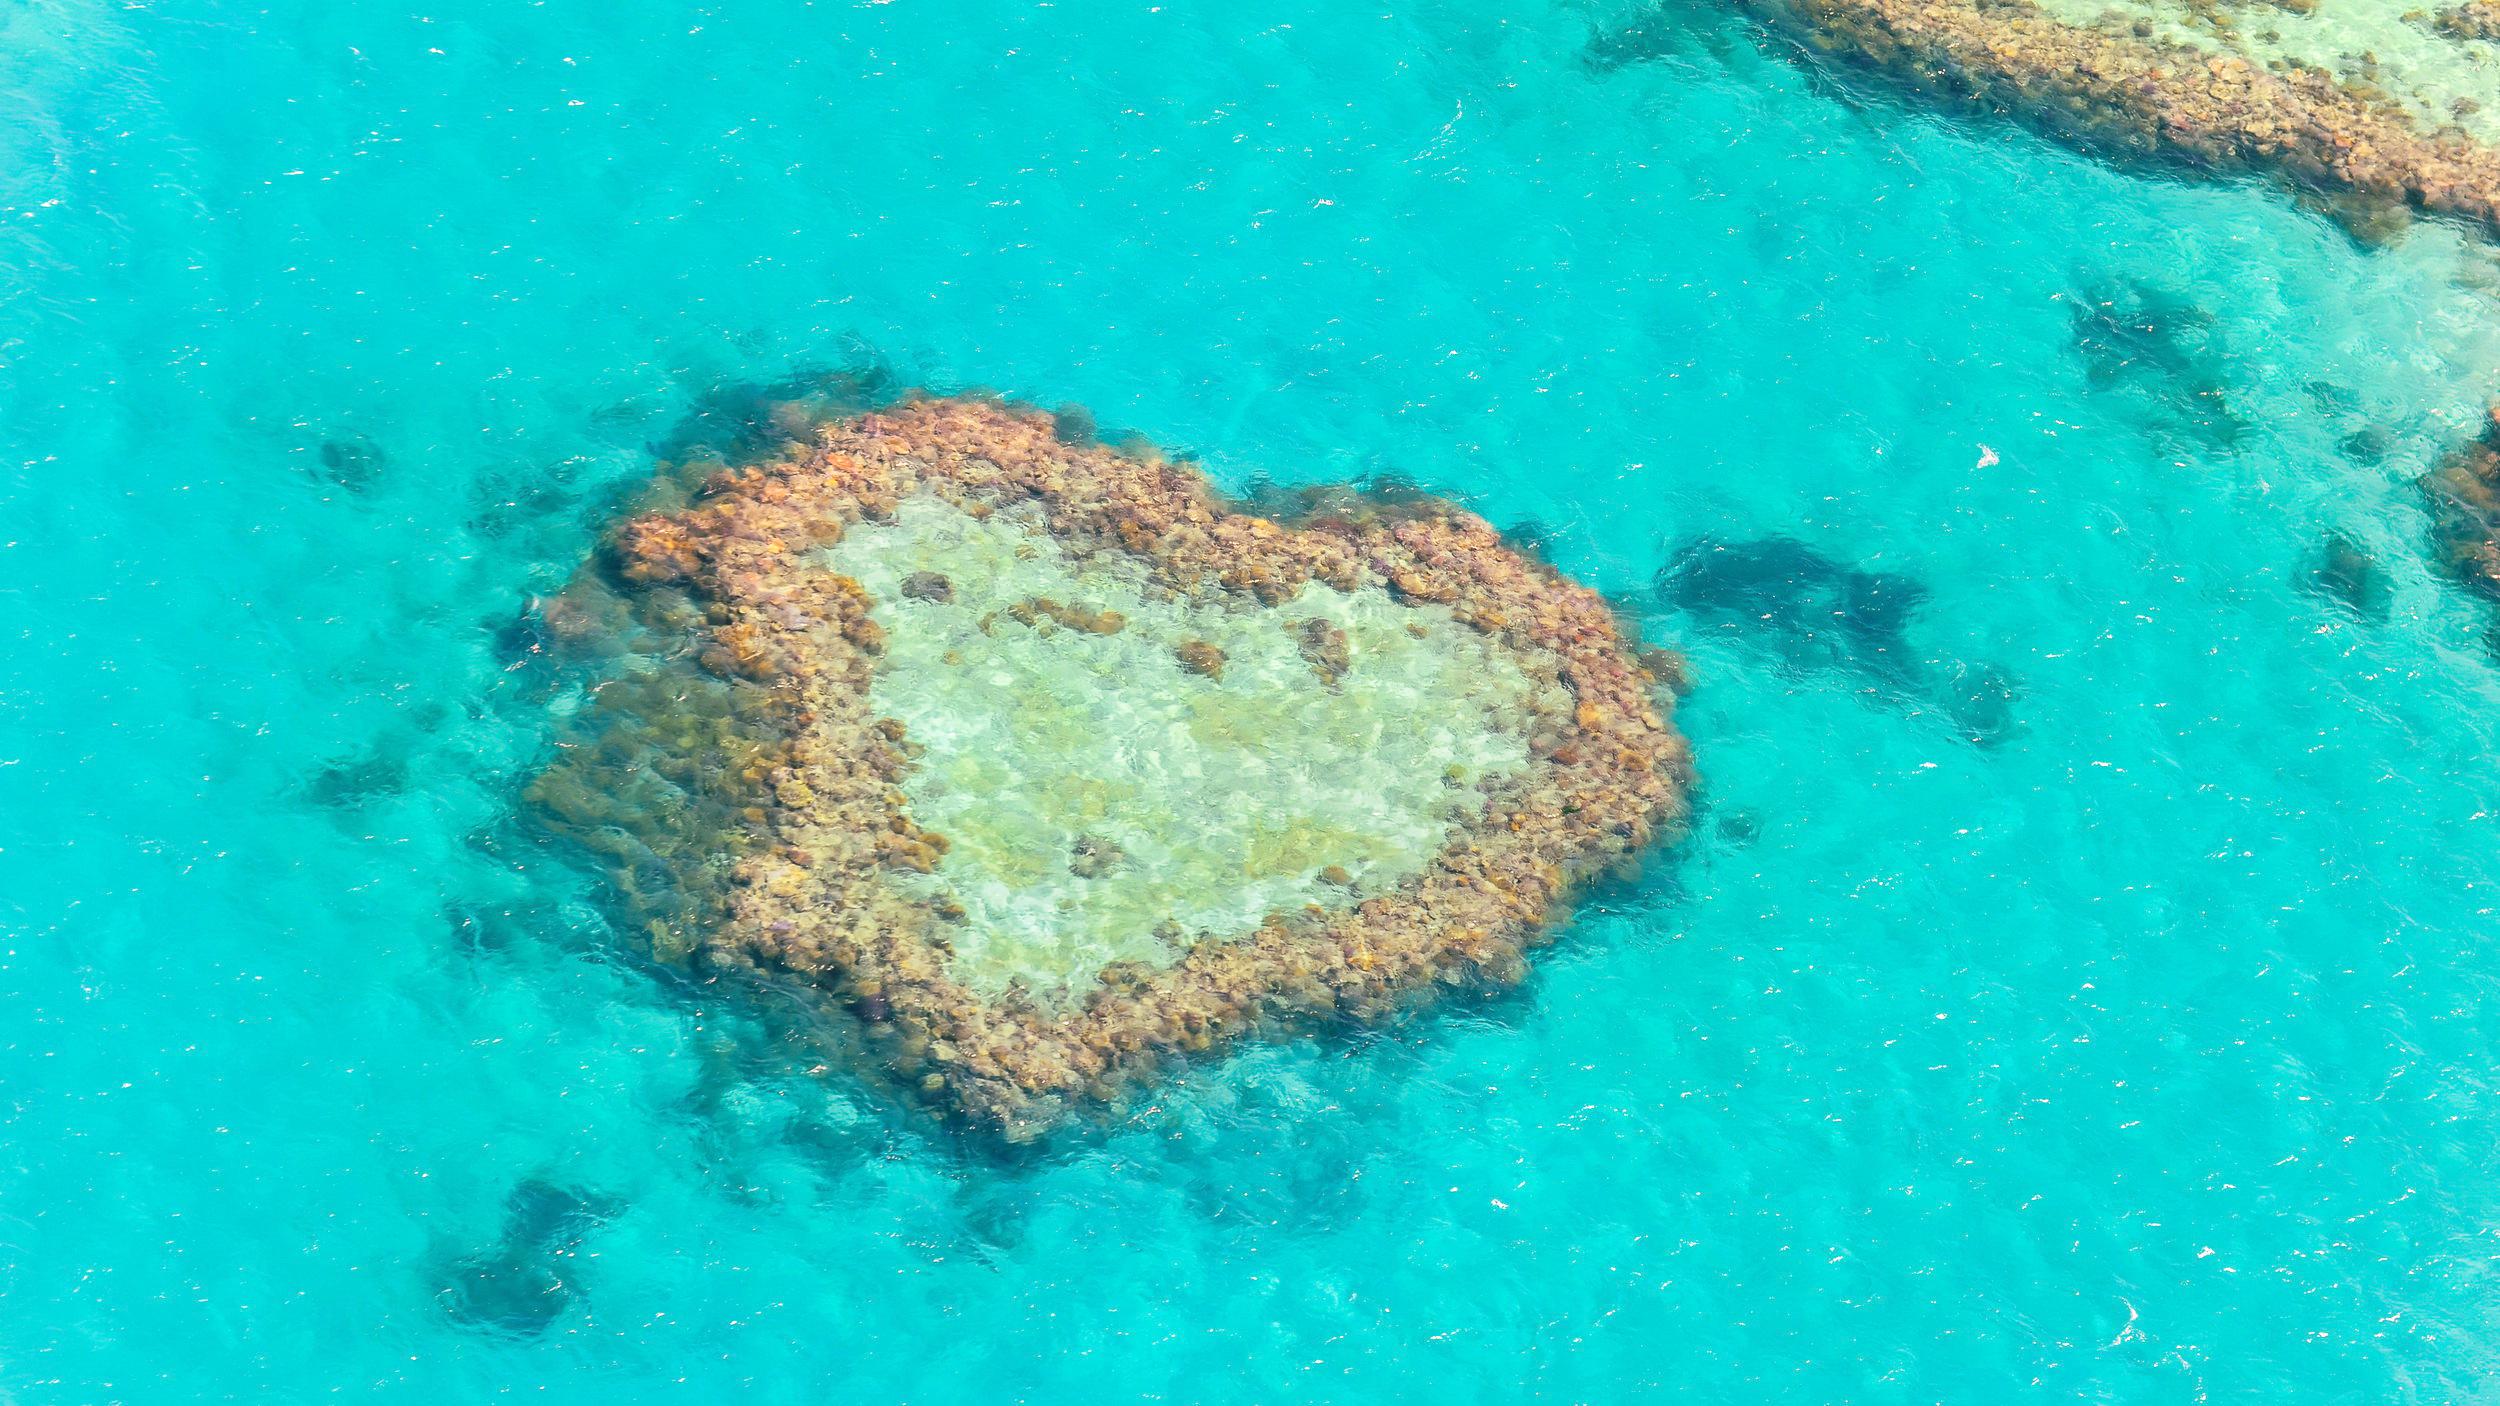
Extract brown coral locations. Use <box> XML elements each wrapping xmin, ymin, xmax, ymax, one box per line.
<box><xmin>1175</xmin><ymin>638</ymin><xmax>1228</xmax><ymax>679</ymax></box>
<box><xmin>1293</xmin><ymin>617</ymin><xmax>1353</xmax><ymax>685</ymax></box>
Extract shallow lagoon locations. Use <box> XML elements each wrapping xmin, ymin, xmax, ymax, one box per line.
<box><xmin>13</xmin><ymin>0</ymin><xmax>2500</xmax><ymax>1399</ymax></box>
<box><xmin>821</xmin><ymin>492</ymin><xmax>1550</xmax><ymax>1000</ymax></box>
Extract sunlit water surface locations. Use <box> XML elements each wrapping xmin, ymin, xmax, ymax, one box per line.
<box><xmin>11</xmin><ymin>1</ymin><xmax>2500</xmax><ymax>1400</ymax></box>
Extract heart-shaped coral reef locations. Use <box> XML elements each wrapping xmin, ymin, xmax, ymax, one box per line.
<box><xmin>533</xmin><ymin>394</ymin><xmax>1691</xmax><ymax>1141</ymax></box>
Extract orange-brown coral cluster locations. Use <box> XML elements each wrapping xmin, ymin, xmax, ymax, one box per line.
<box><xmin>562</xmin><ymin>394</ymin><xmax>1692</xmax><ymax>1141</ymax></box>
<box><xmin>1743</xmin><ymin>0</ymin><xmax>2500</xmax><ymax>236</ymax></box>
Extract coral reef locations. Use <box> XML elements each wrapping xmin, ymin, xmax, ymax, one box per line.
<box><xmin>534</xmin><ymin>395</ymin><xmax>1691</xmax><ymax>1141</ymax></box>
<box><xmin>1736</xmin><ymin>0</ymin><xmax>2500</xmax><ymax>236</ymax></box>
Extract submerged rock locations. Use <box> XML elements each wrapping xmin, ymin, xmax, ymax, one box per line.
<box><xmin>532</xmin><ymin>395</ymin><xmax>1692</xmax><ymax>1141</ymax></box>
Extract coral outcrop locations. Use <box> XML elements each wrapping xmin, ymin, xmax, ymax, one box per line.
<box><xmin>533</xmin><ymin>395</ymin><xmax>1691</xmax><ymax>1141</ymax></box>
<box><xmin>1739</xmin><ymin>0</ymin><xmax>2500</xmax><ymax>236</ymax></box>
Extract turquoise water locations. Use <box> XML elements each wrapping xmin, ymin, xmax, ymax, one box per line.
<box><xmin>12</xmin><ymin>0</ymin><xmax>2500</xmax><ymax>1398</ymax></box>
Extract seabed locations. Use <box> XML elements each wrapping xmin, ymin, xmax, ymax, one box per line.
<box><xmin>532</xmin><ymin>396</ymin><xmax>1692</xmax><ymax>1140</ymax></box>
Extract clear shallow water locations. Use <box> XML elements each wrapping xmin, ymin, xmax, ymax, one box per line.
<box><xmin>12</xmin><ymin>0</ymin><xmax>2500</xmax><ymax>1399</ymax></box>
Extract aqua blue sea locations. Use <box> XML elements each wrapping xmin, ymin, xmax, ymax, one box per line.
<box><xmin>12</xmin><ymin>0</ymin><xmax>2500</xmax><ymax>1400</ymax></box>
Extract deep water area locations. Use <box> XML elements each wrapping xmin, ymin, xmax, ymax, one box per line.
<box><xmin>13</xmin><ymin>0</ymin><xmax>2500</xmax><ymax>1400</ymax></box>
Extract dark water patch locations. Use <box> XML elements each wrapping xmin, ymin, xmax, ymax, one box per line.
<box><xmin>587</xmin><ymin>395</ymin><xmax>664</xmax><ymax>443</ymax></box>
<box><xmin>1657</xmin><ymin>535</ymin><xmax>1927</xmax><ymax>685</ymax></box>
<box><xmin>2307</xmin><ymin>379</ymin><xmax>2363</xmax><ymax>416</ymax></box>
<box><xmin>443</xmin><ymin>900</ymin><xmax>533</xmax><ymax>958</ymax></box>
<box><xmin>2303</xmin><ymin>379</ymin><xmax>2452</xmax><ymax>479</ymax></box>
<box><xmin>652</xmin><ymin>361</ymin><xmax>900</xmax><ymax>471</ymax></box>
<box><xmin>658</xmin><ymin>997</ymin><xmax>919</xmax><ymax>1196</ymax></box>
<box><xmin>2298</xmin><ymin>531</ymin><xmax>2392</xmax><ymax>620</ymax></box>
<box><xmin>1163</xmin><ymin>1123</ymin><xmax>1376</xmax><ymax>1232</ymax></box>
<box><xmin>484</xmin><ymin>594</ymin><xmax>597</xmax><ymax>701</ymax></box>
<box><xmin>436</xmin><ymin>1179</ymin><xmax>622</xmax><ymax>1338</ymax></box>
<box><xmin>1931</xmin><ymin>658</ymin><xmax>2022</xmax><ymax>749</ymax></box>
<box><xmin>770</xmin><ymin>1102</ymin><xmax>899</xmax><ymax>1178</ymax></box>
<box><xmin>465</xmin><ymin>456</ymin><xmax>606</xmax><ymax>547</ymax></box>
<box><xmin>2060</xmin><ymin>273</ymin><xmax>2247</xmax><ymax>448</ymax></box>
<box><xmin>1227</xmin><ymin>468</ymin><xmax>1463</xmax><ymax>532</ymax></box>
<box><xmin>2422</xmin><ymin>413</ymin><xmax>2500</xmax><ymax>600</ymax></box>
<box><xmin>302</xmin><ymin>751</ymin><xmax>410</xmax><ymax>811</ymax></box>
<box><xmin>439</xmin><ymin>896</ymin><xmax>600</xmax><ymax>965</ymax></box>
<box><xmin>312</xmin><ymin>434</ymin><xmax>387</xmax><ymax>493</ymax></box>
<box><xmin>953</xmin><ymin>1184</ymin><xmax>1044</xmax><ymax>1263</ymax></box>
<box><xmin>490</xmin><ymin>596</ymin><xmax>557</xmax><ymax>670</ymax></box>
<box><xmin>522</xmin><ymin>657</ymin><xmax>788</xmax><ymax>964</ymax></box>
<box><xmin>2338</xmin><ymin>425</ymin><xmax>2398</xmax><ymax>466</ymax></box>
<box><xmin>1657</xmin><ymin>534</ymin><xmax>2021</xmax><ymax>746</ymax></box>
<box><xmin>1047</xmin><ymin>401</ymin><xmax>1099</xmax><ymax>445</ymax></box>
<box><xmin>2291</xmin><ymin>182</ymin><xmax>2419</xmax><ymax>249</ymax></box>
<box><xmin>1500</xmin><ymin>516</ymin><xmax>1569</xmax><ymax>570</ymax></box>
<box><xmin>673</xmin><ymin>1033</ymin><xmax>796</xmax><ymax>1205</ymax></box>
<box><xmin>1583</xmin><ymin>4</ymin><xmax>1748</xmax><ymax>73</ymax></box>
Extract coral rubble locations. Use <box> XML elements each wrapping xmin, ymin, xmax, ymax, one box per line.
<box><xmin>534</xmin><ymin>395</ymin><xmax>1691</xmax><ymax>1141</ymax></box>
<box><xmin>1738</xmin><ymin>0</ymin><xmax>2500</xmax><ymax>235</ymax></box>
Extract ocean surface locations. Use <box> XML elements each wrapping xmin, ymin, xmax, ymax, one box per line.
<box><xmin>10</xmin><ymin>0</ymin><xmax>2500</xmax><ymax>1400</ymax></box>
